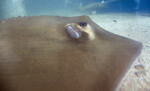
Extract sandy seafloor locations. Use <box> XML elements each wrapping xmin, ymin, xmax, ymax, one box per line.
<box><xmin>89</xmin><ymin>13</ymin><xmax>150</xmax><ymax>91</ymax></box>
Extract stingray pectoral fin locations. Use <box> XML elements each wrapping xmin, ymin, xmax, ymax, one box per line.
<box><xmin>65</xmin><ymin>24</ymin><xmax>81</xmax><ymax>39</ymax></box>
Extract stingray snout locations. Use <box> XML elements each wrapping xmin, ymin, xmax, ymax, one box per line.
<box><xmin>65</xmin><ymin>24</ymin><xmax>81</xmax><ymax>39</ymax></box>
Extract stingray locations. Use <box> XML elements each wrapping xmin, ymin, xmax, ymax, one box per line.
<box><xmin>0</xmin><ymin>15</ymin><xmax>142</xmax><ymax>91</ymax></box>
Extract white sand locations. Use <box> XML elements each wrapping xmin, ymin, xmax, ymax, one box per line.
<box><xmin>89</xmin><ymin>13</ymin><xmax>150</xmax><ymax>91</ymax></box>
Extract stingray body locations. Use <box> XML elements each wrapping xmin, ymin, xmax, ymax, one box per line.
<box><xmin>0</xmin><ymin>16</ymin><xmax>142</xmax><ymax>91</ymax></box>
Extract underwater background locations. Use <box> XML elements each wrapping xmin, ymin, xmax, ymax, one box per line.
<box><xmin>0</xmin><ymin>0</ymin><xmax>150</xmax><ymax>19</ymax></box>
<box><xmin>0</xmin><ymin>0</ymin><xmax>150</xmax><ymax>91</ymax></box>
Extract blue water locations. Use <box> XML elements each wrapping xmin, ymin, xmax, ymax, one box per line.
<box><xmin>0</xmin><ymin>0</ymin><xmax>150</xmax><ymax>19</ymax></box>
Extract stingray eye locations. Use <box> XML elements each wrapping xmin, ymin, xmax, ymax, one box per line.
<box><xmin>79</xmin><ymin>22</ymin><xmax>87</xmax><ymax>27</ymax></box>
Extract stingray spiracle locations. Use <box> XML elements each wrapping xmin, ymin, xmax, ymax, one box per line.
<box><xmin>65</xmin><ymin>24</ymin><xmax>81</xmax><ymax>39</ymax></box>
<box><xmin>65</xmin><ymin>22</ymin><xmax>95</xmax><ymax>40</ymax></box>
